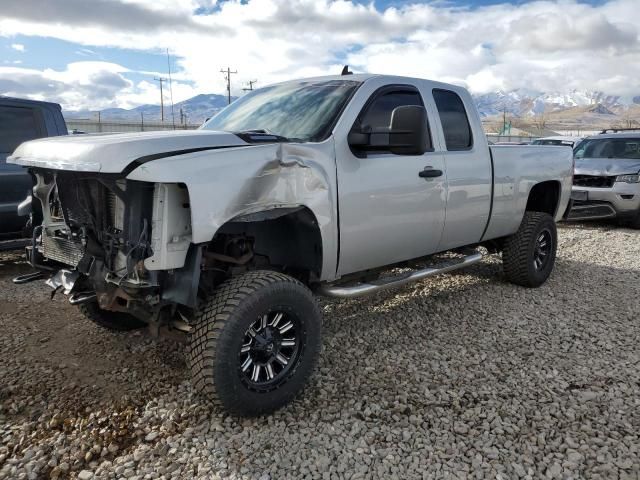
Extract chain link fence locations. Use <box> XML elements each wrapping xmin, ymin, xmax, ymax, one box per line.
<box><xmin>486</xmin><ymin>135</ymin><xmax>539</xmax><ymax>144</ymax></box>
<box><xmin>65</xmin><ymin>119</ymin><xmax>200</xmax><ymax>134</ymax></box>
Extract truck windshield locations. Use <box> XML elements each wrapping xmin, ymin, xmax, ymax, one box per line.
<box><xmin>201</xmin><ymin>80</ymin><xmax>360</xmax><ymax>142</ymax></box>
<box><xmin>575</xmin><ymin>138</ymin><xmax>640</xmax><ymax>159</ymax></box>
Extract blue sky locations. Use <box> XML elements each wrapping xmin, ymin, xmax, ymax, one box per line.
<box><xmin>0</xmin><ymin>0</ymin><xmax>637</xmax><ymax>111</ymax></box>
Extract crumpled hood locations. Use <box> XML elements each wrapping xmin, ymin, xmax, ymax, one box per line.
<box><xmin>8</xmin><ymin>130</ymin><xmax>250</xmax><ymax>173</ymax></box>
<box><xmin>575</xmin><ymin>157</ymin><xmax>640</xmax><ymax>176</ymax></box>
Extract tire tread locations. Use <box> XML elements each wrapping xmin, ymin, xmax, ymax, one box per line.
<box><xmin>502</xmin><ymin>211</ymin><xmax>556</xmax><ymax>288</ymax></box>
<box><xmin>187</xmin><ymin>270</ymin><xmax>319</xmax><ymax>414</ymax></box>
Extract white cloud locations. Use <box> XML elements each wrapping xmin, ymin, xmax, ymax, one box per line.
<box><xmin>0</xmin><ymin>0</ymin><xmax>639</xmax><ymax>110</ymax></box>
<box><xmin>11</xmin><ymin>43</ymin><xmax>25</xmax><ymax>52</ymax></box>
<box><xmin>0</xmin><ymin>61</ymin><xmax>193</xmax><ymax>111</ymax></box>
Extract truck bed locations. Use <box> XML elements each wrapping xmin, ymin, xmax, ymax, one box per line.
<box><xmin>484</xmin><ymin>145</ymin><xmax>574</xmax><ymax>241</ymax></box>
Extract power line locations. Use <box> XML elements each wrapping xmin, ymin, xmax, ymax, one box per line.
<box><xmin>220</xmin><ymin>67</ymin><xmax>237</xmax><ymax>105</ymax></box>
<box><xmin>153</xmin><ymin>77</ymin><xmax>167</xmax><ymax>122</ymax></box>
<box><xmin>166</xmin><ymin>49</ymin><xmax>176</xmax><ymax>129</ymax></box>
<box><xmin>243</xmin><ymin>80</ymin><xmax>258</xmax><ymax>92</ymax></box>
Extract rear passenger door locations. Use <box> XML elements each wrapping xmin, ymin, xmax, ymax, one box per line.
<box><xmin>336</xmin><ymin>84</ymin><xmax>447</xmax><ymax>275</ymax></box>
<box><xmin>431</xmin><ymin>89</ymin><xmax>492</xmax><ymax>251</ymax></box>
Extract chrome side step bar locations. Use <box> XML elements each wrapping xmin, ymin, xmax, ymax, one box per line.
<box><xmin>318</xmin><ymin>252</ymin><xmax>484</xmax><ymax>298</ymax></box>
<box><xmin>12</xmin><ymin>271</ymin><xmax>47</xmax><ymax>284</ymax></box>
<box><xmin>68</xmin><ymin>292</ymin><xmax>97</xmax><ymax>305</ymax></box>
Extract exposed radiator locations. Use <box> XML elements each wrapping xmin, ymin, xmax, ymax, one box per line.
<box><xmin>41</xmin><ymin>231</ymin><xmax>85</xmax><ymax>267</ymax></box>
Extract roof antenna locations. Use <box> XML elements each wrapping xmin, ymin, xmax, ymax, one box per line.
<box><xmin>341</xmin><ymin>65</ymin><xmax>353</xmax><ymax>76</ymax></box>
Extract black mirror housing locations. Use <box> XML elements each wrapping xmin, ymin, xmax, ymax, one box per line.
<box><xmin>348</xmin><ymin>105</ymin><xmax>429</xmax><ymax>156</ymax></box>
<box><xmin>347</xmin><ymin>130</ymin><xmax>369</xmax><ymax>147</ymax></box>
<box><xmin>389</xmin><ymin>105</ymin><xmax>429</xmax><ymax>155</ymax></box>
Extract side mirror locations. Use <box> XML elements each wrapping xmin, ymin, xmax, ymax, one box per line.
<box><xmin>348</xmin><ymin>105</ymin><xmax>429</xmax><ymax>155</ymax></box>
<box><xmin>347</xmin><ymin>129</ymin><xmax>370</xmax><ymax>147</ymax></box>
<box><xmin>388</xmin><ymin>105</ymin><xmax>429</xmax><ymax>155</ymax></box>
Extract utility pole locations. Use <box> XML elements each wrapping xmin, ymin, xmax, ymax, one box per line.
<box><xmin>220</xmin><ymin>67</ymin><xmax>237</xmax><ymax>105</ymax></box>
<box><xmin>502</xmin><ymin>106</ymin><xmax>507</xmax><ymax>135</ymax></box>
<box><xmin>243</xmin><ymin>80</ymin><xmax>258</xmax><ymax>92</ymax></box>
<box><xmin>180</xmin><ymin>107</ymin><xmax>188</xmax><ymax>128</ymax></box>
<box><xmin>166</xmin><ymin>49</ymin><xmax>176</xmax><ymax>129</ymax></box>
<box><xmin>154</xmin><ymin>77</ymin><xmax>167</xmax><ymax>122</ymax></box>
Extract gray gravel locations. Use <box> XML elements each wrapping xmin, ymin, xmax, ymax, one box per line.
<box><xmin>0</xmin><ymin>222</ymin><xmax>639</xmax><ymax>480</ymax></box>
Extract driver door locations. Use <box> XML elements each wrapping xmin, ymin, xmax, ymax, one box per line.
<box><xmin>335</xmin><ymin>85</ymin><xmax>447</xmax><ymax>276</ymax></box>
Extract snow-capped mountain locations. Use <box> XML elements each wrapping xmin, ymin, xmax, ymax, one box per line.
<box><xmin>473</xmin><ymin>89</ymin><xmax>628</xmax><ymax>118</ymax></box>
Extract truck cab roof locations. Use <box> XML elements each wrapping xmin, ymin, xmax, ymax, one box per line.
<box><xmin>0</xmin><ymin>96</ymin><xmax>63</xmax><ymax>110</ymax></box>
<box><xmin>271</xmin><ymin>73</ymin><xmax>469</xmax><ymax>93</ymax></box>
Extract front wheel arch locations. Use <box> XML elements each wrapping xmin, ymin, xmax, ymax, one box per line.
<box><xmin>213</xmin><ymin>206</ymin><xmax>324</xmax><ymax>282</ymax></box>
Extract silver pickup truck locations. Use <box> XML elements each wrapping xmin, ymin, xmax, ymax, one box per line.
<box><xmin>9</xmin><ymin>74</ymin><xmax>573</xmax><ymax>415</ymax></box>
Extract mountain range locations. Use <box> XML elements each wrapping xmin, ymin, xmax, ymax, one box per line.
<box><xmin>65</xmin><ymin>93</ymin><xmax>234</xmax><ymax>125</ymax></box>
<box><xmin>64</xmin><ymin>89</ymin><xmax>640</xmax><ymax>129</ymax></box>
<box><xmin>473</xmin><ymin>89</ymin><xmax>629</xmax><ymax>117</ymax></box>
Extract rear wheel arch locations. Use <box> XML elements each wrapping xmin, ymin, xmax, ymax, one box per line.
<box><xmin>525</xmin><ymin>180</ymin><xmax>561</xmax><ymax>217</ymax></box>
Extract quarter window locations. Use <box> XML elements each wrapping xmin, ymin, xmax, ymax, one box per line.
<box><xmin>433</xmin><ymin>89</ymin><xmax>473</xmax><ymax>151</ymax></box>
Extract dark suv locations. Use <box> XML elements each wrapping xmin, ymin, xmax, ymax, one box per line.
<box><xmin>0</xmin><ymin>97</ymin><xmax>67</xmax><ymax>238</ymax></box>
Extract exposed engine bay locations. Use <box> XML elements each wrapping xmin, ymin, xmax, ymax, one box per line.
<box><xmin>27</xmin><ymin>170</ymin><xmax>195</xmax><ymax>324</ymax></box>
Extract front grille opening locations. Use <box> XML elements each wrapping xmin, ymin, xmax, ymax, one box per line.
<box><xmin>37</xmin><ymin>171</ymin><xmax>154</xmax><ymax>272</ymax></box>
<box><xmin>573</xmin><ymin>175</ymin><xmax>616</xmax><ymax>188</ymax></box>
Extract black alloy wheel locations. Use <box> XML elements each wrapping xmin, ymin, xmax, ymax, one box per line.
<box><xmin>238</xmin><ymin>310</ymin><xmax>303</xmax><ymax>391</ymax></box>
<box><xmin>188</xmin><ymin>270</ymin><xmax>322</xmax><ymax>416</ymax></box>
<box><xmin>532</xmin><ymin>228</ymin><xmax>553</xmax><ymax>272</ymax></box>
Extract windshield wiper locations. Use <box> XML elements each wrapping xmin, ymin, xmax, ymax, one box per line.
<box><xmin>234</xmin><ymin>129</ymin><xmax>303</xmax><ymax>143</ymax></box>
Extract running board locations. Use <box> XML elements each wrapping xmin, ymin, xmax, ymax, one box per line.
<box><xmin>68</xmin><ymin>292</ymin><xmax>97</xmax><ymax>305</ymax></box>
<box><xmin>12</xmin><ymin>271</ymin><xmax>47</xmax><ymax>284</ymax></box>
<box><xmin>318</xmin><ymin>252</ymin><xmax>484</xmax><ymax>298</ymax></box>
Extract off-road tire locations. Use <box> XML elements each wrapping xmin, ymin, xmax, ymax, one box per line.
<box><xmin>502</xmin><ymin>211</ymin><xmax>557</xmax><ymax>288</ymax></box>
<box><xmin>77</xmin><ymin>302</ymin><xmax>146</xmax><ymax>331</ymax></box>
<box><xmin>188</xmin><ymin>270</ymin><xmax>322</xmax><ymax>416</ymax></box>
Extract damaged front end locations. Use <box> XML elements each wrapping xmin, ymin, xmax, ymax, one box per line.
<box><xmin>16</xmin><ymin>170</ymin><xmax>193</xmax><ymax>326</ymax></box>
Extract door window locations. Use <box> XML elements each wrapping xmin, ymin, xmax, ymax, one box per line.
<box><xmin>355</xmin><ymin>87</ymin><xmax>433</xmax><ymax>153</ymax></box>
<box><xmin>0</xmin><ymin>106</ymin><xmax>42</xmax><ymax>154</ymax></box>
<box><xmin>433</xmin><ymin>89</ymin><xmax>473</xmax><ymax>151</ymax></box>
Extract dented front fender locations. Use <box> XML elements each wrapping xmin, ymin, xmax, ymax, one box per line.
<box><xmin>125</xmin><ymin>139</ymin><xmax>339</xmax><ymax>281</ymax></box>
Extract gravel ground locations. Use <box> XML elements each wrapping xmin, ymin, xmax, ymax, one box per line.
<box><xmin>0</xmin><ymin>222</ymin><xmax>639</xmax><ymax>480</ymax></box>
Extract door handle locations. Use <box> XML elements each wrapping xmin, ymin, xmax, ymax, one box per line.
<box><xmin>418</xmin><ymin>167</ymin><xmax>443</xmax><ymax>178</ymax></box>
